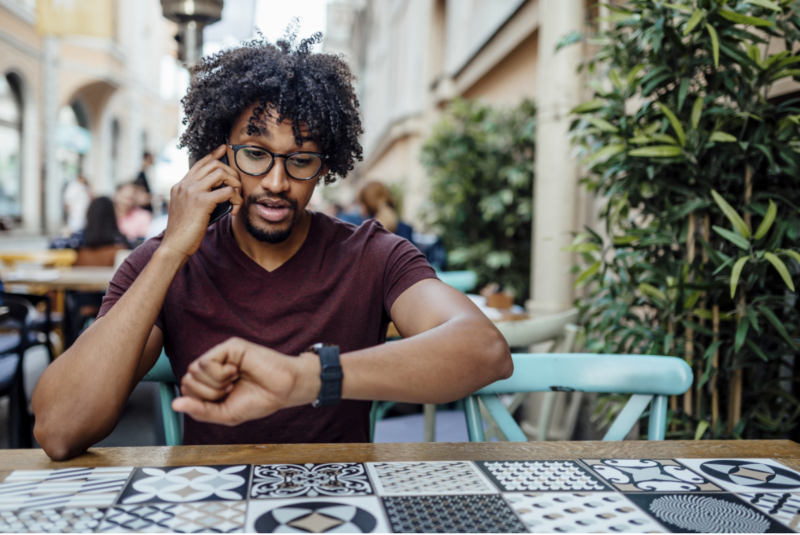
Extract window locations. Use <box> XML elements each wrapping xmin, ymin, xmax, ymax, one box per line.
<box><xmin>0</xmin><ymin>74</ymin><xmax>22</xmax><ymax>224</ymax></box>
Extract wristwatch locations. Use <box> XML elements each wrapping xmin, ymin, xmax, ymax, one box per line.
<box><xmin>306</xmin><ymin>343</ymin><xmax>342</xmax><ymax>408</ymax></box>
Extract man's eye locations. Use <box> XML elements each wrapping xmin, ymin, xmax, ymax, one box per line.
<box><xmin>290</xmin><ymin>156</ymin><xmax>313</xmax><ymax>167</ymax></box>
<box><xmin>243</xmin><ymin>149</ymin><xmax>268</xmax><ymax>160</ymax></box>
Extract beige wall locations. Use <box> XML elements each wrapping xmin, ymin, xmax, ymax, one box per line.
<box><xmin>462</xmin><ymin>30</ymin><xmax>537</xmax><ymax>104</ymax></box>
<box><xmin>0</xmin><ymin>0</ymin><xmax>180</xmax><ymax>233</ymax></box>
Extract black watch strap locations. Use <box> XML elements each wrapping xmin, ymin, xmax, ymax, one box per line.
<box><xmin>307</xmin><ymin>344</ymin><xmax>342</xmax><ymax>407</ymax></box>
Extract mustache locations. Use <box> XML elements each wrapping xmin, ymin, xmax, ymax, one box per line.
<box><xmin>245</xmin><ymin>193</ymin><xmax>299</xmax><ymax>212</ymax></box>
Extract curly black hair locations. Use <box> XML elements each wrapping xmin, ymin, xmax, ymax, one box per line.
<box><xmin>179</xmin><ymin>28</ymin><xmax>363</xmax><ymax>184</ymax></box>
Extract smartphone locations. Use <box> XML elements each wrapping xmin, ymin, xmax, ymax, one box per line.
<box><xmin>209</xmin><ymin>153</ymin><xmax>233</xmax><ymax>225</ymax></box>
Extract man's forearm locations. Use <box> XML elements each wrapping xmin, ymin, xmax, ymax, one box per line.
<box><xmin>32</xmin><ymin>246</ymin><xmax>184</xmax><ymax>460</ymax></box>
<box><xmin>336</xmin><ymin>315</ymin><xmax>511</xmax><ymax>404</ymax></box>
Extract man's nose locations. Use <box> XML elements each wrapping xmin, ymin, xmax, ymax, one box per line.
<box><xmin>260</xmin><ymin>160</ymin><xmax>291</xmax><ymax>194</ymax></box>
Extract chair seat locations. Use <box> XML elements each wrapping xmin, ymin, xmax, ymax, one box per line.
<box><xmin>0</xmin><ymin>333</ymin><xmax>21</xmax><ymax>356</ymax></box>
<box><xmin>0</xmin><ymin>352</ymin><xmax>20</xmax><ymax>393</ymax></box>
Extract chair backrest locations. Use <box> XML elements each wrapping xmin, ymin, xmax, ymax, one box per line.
<box><xmin>144</xmin><ymin>351</ymin><xmax>382</xmax><ymax>445</ymax></box>
<box><xmin>142</xmin><ymin>351</ymin><xmax>182</xmax><ymax>446</ymax></box>
<box><xmin>436</xmin><ymin>270</ymin><xmax>478</xmax><ymax>293</ymax></box>
<box><xmin>463</xmin><ymin>353</ymin><xmax>693</xmax><ymax>442</ymax></box>
<box><xmin>495</xmin><ymin>308</ymin><xmax>579</xmax><ymax>348</ymax></box>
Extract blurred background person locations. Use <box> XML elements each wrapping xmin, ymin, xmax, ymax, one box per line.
<box><xmin>358</xmin><ymin>181</ymin><xmax>413</xmax><ymax>241</ymax></box>
<box><xmin>134</xmin><ymin>152</ymin><xmax>154</xmax><ymax>212</ymax></box>
<box><xmin>115</xmin><ymin>182</ymin><xmax>152</xmax><ymax>244</ymax></box>
<box><xmin>51</xmin><ymin>197</ymin><xmax>130</xmax><ymax>261</ymax></box>
<box><xmin>62</xmin><ymin>174</ymin><xmax>92</xmax><ymax>234</ymax></box>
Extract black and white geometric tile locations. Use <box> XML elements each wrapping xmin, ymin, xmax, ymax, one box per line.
<box><xmin>0</xmin><ymin>507</ymin><xmax>106</xmax><ymax>533</ymax></box>
<box><xmin>583</xmin><ymin>459</ymin><xmax>721</xmax><ymax>492</ymax></box>
<box><xmin>504</xmin><ymin>492</ymin><xmax>665</xmax><ymax>533</ymax></box>
<box><xmin>250</xmin><ymin>463</ymin><xmax>373</xmax><ymax>499</ymax></box>
<box><xmin>98</xmin><ymin>501</ymin><xmax>246</xmax><ymax>533</ymax></box>
<box><xmin>626</xmin><ymin>492</ymin><xmax>790</xmax><ymax>533</ymax></box>
<box><xmin>245</xmin><ymin>496</ymin><xmax>389</xmax><ymax>533</ymax></box>
<box><xmin>117</xmin><ymin>466</ymin><xmax>250</xmax><ymax>505</ymax></box>
<box><xmin>738</xmin><ymin>492</ymin><xmax>800</xmax><ymax>532</ymax></box>
<box><xmin>366</xmin><ymin>461</ymin><xmax>496</xmax><ymax>496</ymax></box>
<box><xmin>382</xmin><ymin>494</ymin><xmax>526</xmax><ymax>533</ymax></box>
<box><xmin>678</xmin><ymin>459</ymin><xmax>800</xmax><ymax>494</ymax></box>
<box><xmin>0</xmin><ymin>467</ymin><xmax>133</xmax><ymax>511</ymax></box>
<box><xmin>477</xmin><ymin>460</ymin><xmax>609</xmax><ymax>492</ymax></box>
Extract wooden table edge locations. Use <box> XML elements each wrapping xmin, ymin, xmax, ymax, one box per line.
<box><xmin>1</xmin><ymin>440</ymin><xmax>798</xmax><ymax>484</ymax></box>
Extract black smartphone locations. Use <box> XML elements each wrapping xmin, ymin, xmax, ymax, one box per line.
<box><xmin>209</xmin><ymin>153</ymin><xmax>233</xmax><ymax>225</ymax></box>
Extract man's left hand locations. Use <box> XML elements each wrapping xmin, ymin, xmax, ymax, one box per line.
<box><xmin>172</xmin><ymin>337</ymin><xmax>321</xmax><ymax>425</ymax></box>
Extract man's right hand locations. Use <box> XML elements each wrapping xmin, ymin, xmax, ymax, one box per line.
<box><xmin>161</xmin><ymin>144</ymin><xmax>243</xmax><ymax>260</ymax></box>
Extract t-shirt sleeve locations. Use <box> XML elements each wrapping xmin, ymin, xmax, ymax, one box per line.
<box><xmin>97</xmin><ymin>237</ymin><xmax>166</xmax><ymax>332</ymax></box>
<box><xmin>381</xmin><ymin>232</ymin><xmax>438</xmax><ymax>315</ymax></box>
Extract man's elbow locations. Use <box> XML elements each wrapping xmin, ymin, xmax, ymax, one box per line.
<box><xmin>33</xmin><ymin>416</ymin><xmax>87</xmax><ymax>462</ymax></box>
<box><xmin>483</xmin><ymin>327</ymin><xmax>513</xmax><ymax>381</ymax></box>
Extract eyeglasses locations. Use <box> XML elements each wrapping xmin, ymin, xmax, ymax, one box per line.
<box><xmin>226</xmin><ymin>141</ymin><xmax>325</xmax><ymax>181</ymax></box>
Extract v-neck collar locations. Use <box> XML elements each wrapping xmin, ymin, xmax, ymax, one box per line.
<box><xmin>219</xmin><ymin>211</ymin><xmax>319</xmax><ymax>277</ymax></box>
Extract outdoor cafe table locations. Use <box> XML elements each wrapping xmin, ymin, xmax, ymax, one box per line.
<box><xmin>1</xmin><ymin>266</ymin><xmax>115</xmax><ymax>293</ymax></box>
<box><xmin>1</xmin><ymin>441</ymin><xmax>799</xmax><ymax>532</ymax></box>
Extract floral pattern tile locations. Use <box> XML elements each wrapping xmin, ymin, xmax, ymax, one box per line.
<box><xmin>250</xmin><ymin>463</ymin><xmax>373</xmax><ymax>499</ymax></box>
<box><xmin>117</xmin><ymin>466</ymin><xmax>250</xmax><ymax>505</ymax></box>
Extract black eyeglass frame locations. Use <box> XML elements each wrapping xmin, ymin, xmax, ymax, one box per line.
<box><xmin>226</xmin><ymin>141</ymin><xmax>326</xmax><ymax>181</ymax></box>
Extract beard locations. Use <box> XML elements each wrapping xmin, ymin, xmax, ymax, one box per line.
<box><xmin>243</xmin><ymin>193</ymin><xmax>299</xmax><ymax>244</ymax></box>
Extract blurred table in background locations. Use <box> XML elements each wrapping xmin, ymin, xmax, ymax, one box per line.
<box><xmin>1</xmin><ymin>267</ymin><xmax>115</xmax><ymax>293</ymax></box>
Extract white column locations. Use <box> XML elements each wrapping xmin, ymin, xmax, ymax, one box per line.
<box><xmin>42</xmin><ymin>34</ymin><xmax>61</xmax><ymax>232</ymax></box>
<box><xmin>529</xmin><ymin>0</ymin><xmax>585</xmax><ymax>314</ymax></box>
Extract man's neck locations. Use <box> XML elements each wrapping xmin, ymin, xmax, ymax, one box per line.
<box><xmin>230</xmin><ymin>210</ymin><xmax>313</xmax><ymax>272</ymax></box>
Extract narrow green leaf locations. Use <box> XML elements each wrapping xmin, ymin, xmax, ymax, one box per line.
<box><xmin>573</xmin><ymin>261</ymin><xmax>600</xmax><ymax>288</ymax></box>
<box><xmin>743</xmin><ymin>0</ymin><xmax>781</xmax><ymax>11</ymax></box>
<box><xmin>657</xmin><ymin>103</ymin><xmax>686</xmax><ymax>146</ymax></box>
<box><xmin>628</xmin><ymin>145</ymin><xmax>684</xmax><ymax>157</ymax></box>
<box><xmin>678</xmin><ymin>79</ymin><xmax>690</xmax><ymax>111</ymax></box>
<box><xmin>746</xmin><ymin>308</ymin><xmax>761</xmax><ymax>335</ymax></box>
<box><xmin>713</xmin><ymin>225</ymin><xmax>750</xmax><ymax>250</ymax></box>
<box><xmin>754</xmin><ymin>200</ymin><xmax>777</xmax><ymax>240</ymax></box>
<box><xmin>684</xmin><ymin>290</ymin><xmax>702</xmax><ymax>310</ymax></box>
<box><xmin>745</xmin><ymin>339</ymin><xmax>769</xmax><ymax>362</ymax></box>
<box><xmin>586</xmin><ymin>117</ymin><xmax>619</xmax><ymax>133</ymax></box>
<box><xmin>718</xmin><ymin>9</ymin><xmax>775</xmax><ymax>27</ymax></box>
<box><xmin>562</xmin><ymin>242</ymin><xmax>601</xmax><ymax>253</ymax></box>
<box><xmin>639</xmin><ymin>283</ymin><xmax>667</xmax><ymax>302</ymax></box>
<box><xmin>625</xmin><ymin>64</ymin><xmax>646</xmax><ymax>87</ymax></box>
<box><xmin>706</xmin><ymin>24</ymin><xmax>719</xmax><ymax>68</ymax></box>
<box><xmin>780</xmin><ymin>248</ymin><xmax>800</xmax><ymax>266</ymax></box>
<box><xmin>711</xmin><ymin>190</ymin><xmax>751</xmax><ymax>239</ymax></box>
<box><xmin>628</xmin><ymin>136</ymin><xmax>653</xmax><ymax>144</ymax></box>
<box><xmin>609</xmin><ymin>69</ymin><xmax>624</xmax><ymax>90</ymax></box>
<box><xmin>572</xmin><ymin>100</ymin><xmax>606</xmax><ymax>114</ymax></box>
<box><xmin>709</xmin><ymin>131</ymin><xmax>737</xmax><ymax>142</ymax></box>
<box><xmin>730</xmin><ymin>256</ymin><xmax>751</xmax><ymax>298</ymax></box>
<box><xmin>650</xmin><ymin>133</ymin><xmax>680</xmax><ymax>145</ymax></box>
<box><xmin>684</xmin><ymin>10</ymin><xmax>704</xmax><ymax>35</ymax></box>
<box><xmin>691</xmin><ymin>96</ymin><xmax>704</xmax><ymax>129</ymax></box>
<box><xmin>694</xmin><ymin>420</ymin><xmax>710</xmax><ymax>440</ymax></box>
<box><xmin>580</xmin><ymin>144</ymin><xmax>626</xmax><ymax>166</ymax></box>
<box><xmin>764</xmin><ymin>252</ymin><xmax>796</xmax><ymax>292</ymax></box>
<box><xmin>758</xmin><ymin>306</ymin><xmax>798</xmax><ymax>349</ymax></box>
<box><xmin>735</xmin><ymin>316</ymin><xmax>750</xmax><ymax>354</ymax></box>
<box><xmin>771</xmin><ymin>69</ymin><xmax>800</xmax><ymax>81</ymax></box>
<box><xmin>661</xmin><ymin>2</ymin><xmax>693</xmax><ymax>13</ymax></box>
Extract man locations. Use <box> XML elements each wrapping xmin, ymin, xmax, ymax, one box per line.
<box><xmin>134</xmin><ymin>151</ymin><xmax>154</xmax><ymax>212</ymax></box>
<box><xmin>32</xmin><ymin>34</ymin><xmax>511</xmax><ymax>461</ymax></box>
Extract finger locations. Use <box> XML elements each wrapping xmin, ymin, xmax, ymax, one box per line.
<box><xmin>180</xmin><ymin>372</ymin><xmax>230</xmax><ymax>401</ymax></box>
<box><xmin>188</xmin><ymin>359</ymin><xmax>239</xmax><ymax>390</ymax></box>
<box><xmin>172</xmin><ymin>396</ymin><xmax>241</xmax><ymax>425</ymax></box>
<box><xmin>190</xmin><ymin>144</ymin><xmax>228</xmax><ymax>175</ymax></box>
<box><xmin>202</xmin><ymin>187</ymin><xmax>243</xmax><ymax>210</ymax></box>
<box><xmin>195</xmin><ymin>166</ymin><xmax>241</xmax><ymax>193</ymax></box>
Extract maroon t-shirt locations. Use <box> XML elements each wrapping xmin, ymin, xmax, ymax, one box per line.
<box><xmin>98</xmin><ymin>212</ymin><xmax>436</xmax><ymax>445</ymax></box>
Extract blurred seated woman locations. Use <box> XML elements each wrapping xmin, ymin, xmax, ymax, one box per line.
<box><xmin>51</xmin><ymin>197</ymin><xmax>130</xmax><ymax>266</ymax></box>
<box><xmin>358</xmin><ymin>181</ymin><xmax>413</xmax><ymax>241</ymax></box>
<box><xmin>51</xmin><ymin>197</ymin><xmax>131</xmax><ymax>346</ymax></box>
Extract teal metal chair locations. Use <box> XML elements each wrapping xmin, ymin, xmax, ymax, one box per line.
<box><xmin>436</xmin><ymin>270</ymin><xmax>477</xmax><ymax>293</ymax></box>
<box><xmin>463</xmin><ymin>353</ymin><xmax>693</xmax><ymax>442</ymax></box>
<box><xmin>143</xmin><ymin>351</ymin><xmax>383</xmax><ymax>445</ymax></box>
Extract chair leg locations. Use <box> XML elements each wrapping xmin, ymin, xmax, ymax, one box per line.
<box><xmin>423</xmin><ymin>404</ymin><xmax>436</xmax><ymax>442</ymax></box>
<box><xmin>648</xmin><ymin>395</ymin><xmax>668</xmax><ymax>440</ymax></box>
<box><xmin>463</xmin><ymin>396</ymin><xmax>485</xmax><ymax>442</ymax></box>
<box><xmin>8</xmin><ymin>356</ymin><xmax>32</xmax><ymax>448</ymax></box>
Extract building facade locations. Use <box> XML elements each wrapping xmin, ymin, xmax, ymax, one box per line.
<box><xmin>0</xmin><ymin>0</ymin><xmax>183</xmax><ymax>234</ymax></box>
<box><xmin>326</xmin><ymin>0</ymin><xmax>587</xmax><ymax>313</ymax></box>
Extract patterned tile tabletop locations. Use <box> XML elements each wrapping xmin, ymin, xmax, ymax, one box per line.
<box><xmin>0</xmin><ymin>459</ymin><xmax>799</xmax><ymax>532</ymax></box>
